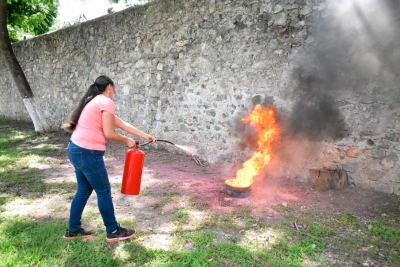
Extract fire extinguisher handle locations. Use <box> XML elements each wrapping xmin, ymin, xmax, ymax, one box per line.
<box><xmin>135</xmin><ymin>140</ymin><xmax>140</xmax><ymax>146</ymax></box>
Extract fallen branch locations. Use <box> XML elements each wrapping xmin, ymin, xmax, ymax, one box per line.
<box><xmin>192</xmin><ymin>155</ymin><xmax>207</xmax><ymax>166</ymax></box>
<box><xmin>294</xmin><ymin>219</ymin><xmax>300</xmax><ymax>231</ymax></box>
<box><xmin>293</xmin><ymin>220</ymin><xmax>322</xmax><ymax>242</ymax></box>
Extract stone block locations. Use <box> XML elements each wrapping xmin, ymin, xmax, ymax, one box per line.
<box><xmin>381</xmin><ymin>152</ymin><xmax>398</xmax><ymax>168</ymax></box>
<box><xmin>346</xmin><ymin>147</ymin><xmax>364</xmax><ymax>158</ymax></box>
<box><xmin>365</xmin><ymin>168</ymin><xmax>387</xmax><ymax>181</ymax></box>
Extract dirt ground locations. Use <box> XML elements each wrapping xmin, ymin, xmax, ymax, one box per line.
<box><xmin>27</xmin><ymin>126</ymin><xmax>399</xmax><ymax>221</ymax></box>
<box><xmin>3</xmin><ymin>120</ymin><xmax>400</xmax><ymax>266</ymax></box>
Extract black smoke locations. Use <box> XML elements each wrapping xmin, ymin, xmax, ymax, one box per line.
<box><xmin>287</xmin><ymin>66</ymin><xmax>347</xmax><ymax>141</ymax></box>
<box><xmin>286</xmin><ymin>0</ymin><xmax>400</xmax><ymax>141</ymax></box>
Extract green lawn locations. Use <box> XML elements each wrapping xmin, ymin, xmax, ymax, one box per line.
<box><xmin>0</xmin><ymin>117</ymin><xmax>399</xmax><ymax>267</ymax></box>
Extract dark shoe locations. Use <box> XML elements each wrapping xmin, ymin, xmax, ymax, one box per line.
<box><xmin>63</xmin><ymin>228</ymin><xmax>93</xmax><ymax>240</ymax></box>
<box><xmin>106</xmin><ymin>224</ymin><xmax>136</xmax><ymax>243</ymax></box>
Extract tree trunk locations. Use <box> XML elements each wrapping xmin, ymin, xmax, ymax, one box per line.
<box><xmin>0</xmin><ymin>0</ymin><xmax>51</xmax><ymax>133</ymax></box>
<box><xmin>309</xmin><ymin>169</ymin><xmax>349</xmax><ymax>191</ymax></box>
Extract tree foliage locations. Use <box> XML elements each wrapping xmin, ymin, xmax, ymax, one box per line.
<box><xmin>107</xmin><ymin>0</ymin><xmax>153</xmax><ymax>14</ymax></box>
<box><xmin>6</xmin><ymin>0</ymin><xmax>59</xmax><ymax>42</ymax></box>
<box><xmin>108</xmin><ymin>0</ymin><xmax>152</xmax><ymax>8</ymax></box>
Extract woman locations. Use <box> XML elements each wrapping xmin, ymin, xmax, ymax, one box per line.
<box><xmin>62</xmin><ymin>75</ymin><xmax>155</xmax><ymax>242</ymax></box>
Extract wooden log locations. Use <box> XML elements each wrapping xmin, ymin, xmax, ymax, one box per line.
<box><xmin>309</xmin><ymin>169</ymin><xmax>349</xmax><ymax>191</ymax></box>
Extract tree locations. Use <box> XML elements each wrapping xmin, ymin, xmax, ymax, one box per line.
<box><xmin>108</xmin><ymin>0</ymin><xmax>152</xmax><ymax>8</ymax></box>
<box><xmin>0</xmin><ymin>0</ymin><xmax>59</xmax><ymax>132</ymax></box>
<box><xmin>7</xmin><ymin>0</ymin><xmax>58</xmax><ymax>42</ymax></box>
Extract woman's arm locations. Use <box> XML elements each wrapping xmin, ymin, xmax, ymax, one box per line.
<box><xmin>114</xmin><ymin>115</ymin><xmax>156</xmax><ymax>142</ymax></box>
<box><xmin>102</xmin><ymin>111</ymin><xmax>136</xmax><ymax>147</ymax></box>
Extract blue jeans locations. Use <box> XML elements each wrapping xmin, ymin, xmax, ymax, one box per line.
<box><xmin>67</xmin><ymin>141</ymin><xmax>118</xmax><ymax>233</ymax></box>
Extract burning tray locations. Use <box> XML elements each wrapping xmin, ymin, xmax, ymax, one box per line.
<box><xmin>225</xmin><ymin>181</ymin><xmax>251</xmax><ymax>198</ymax></box>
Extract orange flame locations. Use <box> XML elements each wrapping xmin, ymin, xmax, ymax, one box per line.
<box><xmin>226</xmin><ymin>104</ymin><xmax>281</xmax><ymax>188</ymax></box>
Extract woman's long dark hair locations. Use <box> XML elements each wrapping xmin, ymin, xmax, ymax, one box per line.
<box><xmin>62</xmin><ymin>75</ymin><xmax>114</xmax><ymax>132</ymax></box>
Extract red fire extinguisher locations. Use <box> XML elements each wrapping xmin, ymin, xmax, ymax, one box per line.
<box><xmin>121</xmin><ymin>140</ymin><xmax>145</xmax><ymax>195</ymax></box>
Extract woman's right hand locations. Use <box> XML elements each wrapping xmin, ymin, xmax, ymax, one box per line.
<box><xmin>126</xmin><ymin>138</ymin><xmax>136</xmax><ymax>148</ymax></box>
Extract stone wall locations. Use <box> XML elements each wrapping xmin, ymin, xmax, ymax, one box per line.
<box><xmin>1</xmin><ymin>0</ymin><xmax>399</xmax><ymax>195</ymax></box>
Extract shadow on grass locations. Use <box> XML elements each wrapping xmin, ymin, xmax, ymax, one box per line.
<box><xmin>0</xmin><ymin>216</ymin><xmax>280</xmax><ymax>267</ymax></box>
<box><xmin>0</xmin><ymin>182</ymin><xmax>78</xmax><ymax>215</ymax></box>
<box><xmin>1</xmin><ymin>177</ymin><xmax>77</xmax><ymax>195</ymax></box>
<box><xmin>0</xmin><ymin>217</ymin><xmax>123</xmax><ymax>266</ymax></box>
<box><xmin>1</xmin><ymin>167</ymin><xmax>45</xmax><ymax>187</ymax></box>
<box><xmin>0</xmin><ymin>214</ymin><xmax>328</xmax><ymax>267</ymax></box>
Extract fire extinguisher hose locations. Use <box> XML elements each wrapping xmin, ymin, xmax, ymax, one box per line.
<box><xmin>140</xmin><ymin>139</ymin><xmax>175</xmax><ymax>147</ymax></box>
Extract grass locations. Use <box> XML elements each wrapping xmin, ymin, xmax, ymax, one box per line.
<box><xmin>172</xmin><ymin>208</ymin><xmax>190</xmax><ymax>223</ymax></box>
<box><xmin>0</xmin><ymin>117</ymin><xmax>400</xmax><ymax>266</ymax></box>
<box><xmin>150</xmin><ymin>190</ymin><xmax>180</xmax><ymax>209</ymax></box>
<box><xmin>0</xmin><ymin>122</ymin><xmax>61</xmax><ymax>189</ymax></box>
<box><xmin>0</xmin><ymin>215</ymin><xmax>329</xmax><ymax>267</ymax></box>
<box><xmin>0</xmin><ymin>217</ymin><xmax>125</xmax><ymax>267</ymax></box>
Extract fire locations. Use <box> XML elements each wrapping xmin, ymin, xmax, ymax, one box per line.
<box><xmin>226</xmin><ymin>104</ymin><xmax>281</xmax><ymax>188</ymax></box>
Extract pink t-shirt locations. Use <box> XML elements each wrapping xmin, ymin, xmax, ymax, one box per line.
<box><xmin>71</xmin><ymin>94</ymin><xmax>115</xmax><ymax>151</ymax></box>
